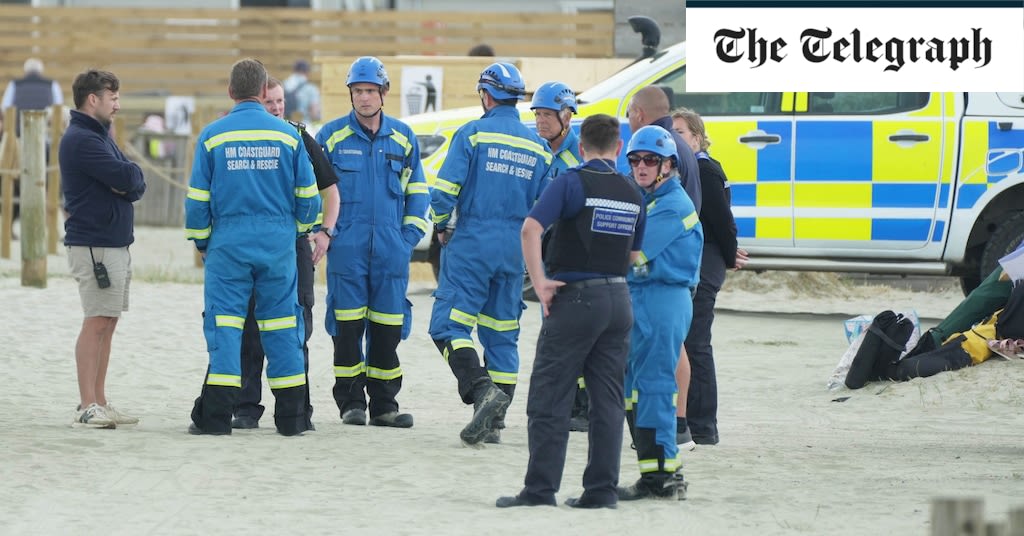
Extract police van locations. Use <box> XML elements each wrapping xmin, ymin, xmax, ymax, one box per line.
<box><xmin>408</xmin><ymin>40</ymin><xmax>1024</xmax><ymax>295</ymax></box>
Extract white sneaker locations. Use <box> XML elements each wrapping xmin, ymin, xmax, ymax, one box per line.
<box><xmin>104</xmin><ymin>403</ymin><xmax>139</xmax><ymax>425</ymax></box>
<box><xmin>73</xmin><ymin>403</ymin><xmax>116</xmax><ymax>429</ymax></box>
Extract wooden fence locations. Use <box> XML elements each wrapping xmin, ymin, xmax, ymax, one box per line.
<box><xmin>0</xmin><ymin>6</ymin><xmax>614</xmax><ymax>100</ymax></box>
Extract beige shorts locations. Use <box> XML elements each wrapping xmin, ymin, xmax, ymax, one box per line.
<box><xmin>67</xmin><ymin>246</ymin><xmax>131</xmax><ymax>317</ymax></box>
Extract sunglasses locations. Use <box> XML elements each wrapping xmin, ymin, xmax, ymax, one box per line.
<box><xmin>627</xmin><ymin>154</ymin><xmax>663</xmax><ymax>168</ymax></box>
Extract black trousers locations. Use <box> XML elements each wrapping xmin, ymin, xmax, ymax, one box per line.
<box><xmin>685</xmin><ymin>244</ymin><xmax>726</xmax><ymax>440</ymax></box>
<box><xmin>521</xmin><ymin>282</ymin><xmax>632</xmax><ymax>505</ymax></box>
<box><xmin>234</xmin><ymin>237</ymin><xmax>315</xmax><ymax>425</ymax></box>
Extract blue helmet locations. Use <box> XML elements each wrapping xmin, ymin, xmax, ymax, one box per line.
<box><xmin>627</xmin><ymin>125</ymin><xmax>677</xmax><ymax>164</ymax></box>
<box><xmin>531</xmin><ymin>81</ymin><xmax>577</xmax><ymax>114</ymax></box>
<box><xmin>347</xmin><ymin>56</ymin><xmax>390</xmax><ymax>90</ymax></box>
<box><xmin>477</xmin><ymin>62</ymin><xmax>526</xmax><ymax>101</ymax></box>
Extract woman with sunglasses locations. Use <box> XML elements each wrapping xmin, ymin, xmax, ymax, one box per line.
<box><xmin>671</xmin><ymin>108</ymin><xmax>750</xmax><ymax>448</ymax></box>
<box><xmin>618</xmin><ymin>125</ymin><xmax>703</xmax><ymax>501</ymax></box>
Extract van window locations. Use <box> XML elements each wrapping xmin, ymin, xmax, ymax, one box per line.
<box><xmin>807</xmin><ymin>92</ymin><xmax>930</xmax><ymax>114</ymax></box>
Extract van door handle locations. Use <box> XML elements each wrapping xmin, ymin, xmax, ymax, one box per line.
<box><xmin>739</xmin><ymin>134</ymin><xmax>781</xmax><ymax>144</ymax></box>
<box><xmin>889</xmin><ymin>133</ymin><xmax>929</xmax><ymax>143</ymax></box>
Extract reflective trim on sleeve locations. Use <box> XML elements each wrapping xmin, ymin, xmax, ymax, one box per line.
<box><xmin>403</xmin><ymin>215</ymin><xmax>431</xmax><ymax>233</ymax></box>
<box><xmin>186</xmin><ymin>226</ymin><xmax>212</xmax><ymax>240</ymax></box>
<box><xmin>367</xmin><ymin>309</ymin><xmax>404</xmax><ymax>326</ymax></box>
<box><xmin>559</xmin><ymin>150</ymin><xmax>580</xmax><ymax>168</ymax></box>
<box><xmin>257</xmin><ymin>315</ymin><xmax>297</xmax><ymax>331</ymax></box>
<box><xmin>488</xmin><ymin>370</ymin><xmax>518</xmax><ymax>385</ymax></box>
<box><xmin>296</xmin><ymin>220</ymin><xmax>315</xmax><ymax>234</ymax></box>
<box><xmin>477</xmin><ymin>313</ymin><xmax>518</xmax><ymax>332</ymax></box>
<box><xmin>207</xmin><ymin>373</ymin><xmax>242</xmax><ymax>387</ymax></box>
<box><xmin>367</xmin><ymin>365</ymin><xmax>403</xmax><ymax>381</ymax></box>
<box><xmin>335</xmin><ymin>307</ymin><xmax>368</xmax><ymax>322</ymax></box>
<box><xmin>405</xmin><ymin>182</ymin><xmax>429</xmax><ymax>195</ymax></box>
<box><xmin>682</xmin><ymin>211</ymin><xmax>699</xmax><ymax>230</ymax></box>
<box><xmin>434</xmin><ymin>178</ymin><xmax>461</xmax><ymax>196</ymax></box>
<box><xmin>204</xmin><ymin>129</ymin><xmax>299</xmax><ymax>151</ymax></box>
<box><xmin>449</xmin><ymin>308</ymin><xmax>478</xmax><ymax>328</ymax></box>
<box><xmin>267</xmin><ymin>373</ymin><xmax>306</xmax><ymax>389</ymax></box>
<box><xmin>324</xmin><ymin>126</ymin><xmax>354</xmax><ymax>153</ymax></box>
<box><xmin>215</xmin><ymin>315</ymin><xmax>245</xmax><ymax>330</ymax></box>
<box><xmin>187</xmin><ymin>187</ymin><xmax>210</xmax><ymax>202</ymax></box>
<box><xmin>624</xmin><ymin>389</ymin><xmax>639</xmax><ymax>410</ymax></box>
<box><xmin>468</xmin><ymin>131</ymin><xmax>553</xmax><ymax>165</ymax></box>
<box><xmin>634</xmin><ymin>252</ymin><xmax>649</xmax><ymax>266</ymax></box>
<box><xmin>335</xmin><ymin>362</ymin><xmax>366</xmax><ymax>378</ymax></box>
<box><xmin>430</xmin><ymin>207</ymin><xmax>450</xmax><ymax>225</ymax></box>
<box><xmin>295</xmin><ymin>183</ymin><xmax>320</xmax><ymax>199</ymax></box>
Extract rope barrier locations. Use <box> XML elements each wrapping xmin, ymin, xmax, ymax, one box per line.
<box><xmin>121</xmin><ymin>142</ymin><xmax>190</xmax><ymax>192</ymax></box>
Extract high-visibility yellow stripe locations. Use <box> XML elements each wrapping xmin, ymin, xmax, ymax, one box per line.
<box><xmin>468</xmin><ymin>132</ymin><xmax>552</xmax><ymax>164</ymax></box>
<box><xmin>577</xmin><ymin>377</ymin><xmax>586</xmax><ymax>388</ymax></box>
<box><xmin>295</xmin><ymin>183</ymin><xmax>319</xmax><ymax>199</ymax></box>
<box><xmin>390</xmin><ymin>130</ymin><xmax>413</xmax><ymax>156</ymax></box>
<box><xmin>639</xmin><ymin>453</ymin><xmax>683</xmax><ymax>473</ymax></box>
<box><xmin>296</xmin><ymin>220</ymin><xmax>315</xmax><ymax>233</ymax></box>
<box><xmin>186</xmin><ymin>226</ymin><xmax>212</xmax><ymax>240</ymax></box>
<box><xmin>646</xmin><ymin>199</ymin><xmax>657</xmax><ymax>212</ymax></box>
<box><xmin>434</xmin><ymin>178</ymin><xmax>461</xmax><ymax>196</ymax></box>
<box><xmin>257</xmin><ymin>315</ymin><xmax>297</xmax><ymax>331</ymax></box>
<box><xmin>207</xmin><ymin>373</ymin><xmax>241</xmax><ymax>387</ymax></box>
<box><xmin>367</xmin><ymin>366</ymin><xmax>402</xmax><ymax>381</ymax></box>
<box><xmin>443</xmin><ymin>338</ymin><xmax>476</xmax><ymax>361</ymax></box>
<box><xmin>215</xmin><ymin>315</ymin><xmax>245</xmax><ymax>329</ymax></box>
<box><xmin>449</xmin><ymin>308</ymin><xmax>478</xmax><ymax>328</ymax></box>
<box><xmin>335</xmin><ymin>363</ymin><xmax>366</xmax><ymax>378</ymax></box>
<box><xmin>682</xmin><ymin>211</ymin><xmax>699</xmax><ymax>230</ymax></box>
<box><xmin>403</xmin><ymin>215</ymin><xmax>431</xmax><ymax>233</ymax></box>
<box><xmin>431</xmin><ymin>207</ymin><xmax>450</xmax><ymax>225</ymax></box>
<box><xmin>559</xmin><ymin>150</ymin><xmax>580</xmax><ymax>168</ymax></box>
<box><xmin>477</xmin><ymin>313</ymin><xmax>518</xmax><ymax>332</ymax></box>
<box><xmin>268</xmin><ymin>373</ymin><xmax>306</xmax><ymax>389</ymax></box>
<box><xmin>204</xmin><ymin>130</ymin><xmax>299</xmax><ymax>151</ymax></box>
<box><xmin>488</xmin><ymin>370</ymin><xmax>518</xmax><ymax>385</ymax></box>
<box><xmin>624</xmin><ymin>388</ymin><xmax>639</xmax><ymax>410</ymax></box>
<box><xmin>367</xmin><ymin>309</ymin><xmax>404</xmax><ymax>326</ymax></box>
<box><xmin>335</xmin><ymin>307</ymin><xmax>368</xmax><ymax>322</ymax></box>
<box><xmin>406</xmin><ymin>182</ymin><xmax>429</xmax><ymax>195</ymax></box>
<box><xmin>635</xmin><ymin>252</ymin><xmax>649</xmax><ymax>266</ymax></box>
<box><xmin>187</xmin><ymin>187</ymin><xmax>210</xmax><ymax>202</ymax></box>
<box><xmin>324</xmin><ymin>126</ymin><xmax>354</xmax><ymax>153</ymax></box>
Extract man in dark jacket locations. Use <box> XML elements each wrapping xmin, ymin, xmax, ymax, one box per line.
<box><xmin>60</xmin><ymin>69</ymin><xmax>146</xmax><ymax>429</ymax></box>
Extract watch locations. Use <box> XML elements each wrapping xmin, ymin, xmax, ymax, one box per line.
<box><xmin>321</xmin><ymin>227</ymin><xmax>337</xmax><ymax>239</ymax></box>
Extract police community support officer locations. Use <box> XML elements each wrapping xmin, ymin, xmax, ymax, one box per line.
<box><xmin>496</xmin><ymin>113</ymin><xmax>644</xmax><ymax>509</ymax></box>
<box><xmin>231</xmin><ymin>76</ymin><xmax>341</xmax><ymax>431</ymax></box>
<box><xmin>620</xmin><ymin>126</ymin><xmax>703</xmax><ymax>501</ymax></box>
<box><xmin>428</xmin><ymin>62</ymin><xmax>552</xmax><ymax>446</ymax></box>
<box><xmin>315</xmin><ymin>57</ymin><xmax>430</xmax><ymax>428</ymax></box>
<box><xmin>186</xmin><ymin>58</ymin><xmax>321</xmax><ymax>436</ymax></box>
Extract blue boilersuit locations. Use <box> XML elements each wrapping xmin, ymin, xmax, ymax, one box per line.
<box><xmin>429</xmin><ymin>105</ymin><xmax>552</xmax><ymax>402</ymax></box>
<box><xmin>185</xmin><ymin>100</ymin><xmax>320</xmax><ymax>434</ymax></box>
<box><xmin>316</xmin><ymin>111</ymin><xmax>430</xmax><ymax>417</ymax></box>
<box><xmin>546</xmin><ymin>127</ymin><xmax>581</xmax><ymax>179</ymax></box>
<box><xmin>626</xmin><ymin>178</ymin><xmax>703</xmax><ymax>479</ymax></box>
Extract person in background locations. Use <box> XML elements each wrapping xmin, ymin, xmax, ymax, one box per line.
<box><xmin>620</xmin><ymin>125</ymin><xmax>702</xmax><ymax>501</ymax></box>
<box><xmin>231</xmin><ymin>77</ymin><xmax>340</xmax><ymax>431</ymax></box>
<box><xmin>315</xmin><ymin>57</ymin><xmax>428</xmax><ymax>429</ymax></box>
<box><xmin>467</xmin><ymin>43</ymin><xmax>496</xmax><ymax>57</ymax></box>
<box><xmin>428</xmin><ymin>62</ymin><xmax>551</xmax><ymax>446</ymax></box>
<box><xmin>497</xmin><ymin>113</ymin><xmax>643</xmax><ymax>509</ymax></box>
<box><xmin>283</xmin><ymin>59</ymin><xmax>321</xmax><ymax>124</ymax></box>
<box><xmin>186</xmin><ymin>58</ymin><xmax>320</xmax><ymax>436</ymax></box>
<box><xmin>60</xmin><ymin>69</ymin><xmax>145</xmax><ymax>428</ymax></box>
<box><xmin>672</xmin><ymin>108</ymin><xmax>749</xmax><ymax>447</ymax></box>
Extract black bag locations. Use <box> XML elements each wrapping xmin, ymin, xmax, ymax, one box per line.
<box><xmin>844</xmin><ymin>310</ymin><xmax>915</xmax><ymax>389</ymax></box>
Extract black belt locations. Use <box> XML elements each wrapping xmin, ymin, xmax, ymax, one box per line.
<box><xmin>560</xmin><ymin>276</ymin><xmax>627</xmax><ymax>291</ymax></box>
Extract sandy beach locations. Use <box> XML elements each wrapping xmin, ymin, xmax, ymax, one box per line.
<box><xmin>1</xmin><ymin>226</ymin><xmax>1023</xmax><ymax>535</ymax></box>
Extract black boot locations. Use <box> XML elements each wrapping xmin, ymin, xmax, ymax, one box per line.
<box><xmin>484</xmin><ymin>384</ymin><xmax>515</xmax><ymax>444</ymax></box>
<box><xmin>569</xmin><ymin>383</ymin><xmax>589</xmax><ymax>432</ymax></box>
<box><xmin>617</xmin><ymin>471</ymin><xmax>687</xmax><ymax>501</ymax></box>
<box><xmin>462</xmin><ymin>379</ymin><xmax>510</xmax><ymax>445</ymax></box>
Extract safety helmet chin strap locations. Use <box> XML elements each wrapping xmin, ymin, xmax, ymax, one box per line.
<box><xmin>349</xmin><ymin>86</ymin><xmax>386</xmax><ymax>119</ymax></box>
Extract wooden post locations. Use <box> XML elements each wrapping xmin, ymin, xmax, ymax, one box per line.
<box><xmin>20</xmin><ymin>110</ymin><xmax>47</xmax><ymax>288</ymax></box>
<box><xmin>0</xmin><ymin>106</ymin><xmax>18</xmax><ymax>259</ymax></box>
<box><xmin>1007</xmin><ymin>506</ymin><xmax>1024</xmax><ymax>536</ymax></box>
<box><xmin>932</xmin><ymin>497</ymin><xmax>985</xmax><ymax>536</ymax></box>
<box><xmin>47</xmin><ymin>104</ymin><xmax>64</xmax><ymax>254</ymax></box>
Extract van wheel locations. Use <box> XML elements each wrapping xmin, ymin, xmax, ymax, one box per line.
<box><xmin>978</xmin><ymin>210</ymin><xmax>1024</xmax><ymax>289</ymax></box>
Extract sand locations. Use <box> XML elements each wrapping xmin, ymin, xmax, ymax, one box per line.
<box><xmin>1</xmin><ymin>226</ymin><xmax>1022</xmax><ymax>535</ymax></box>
